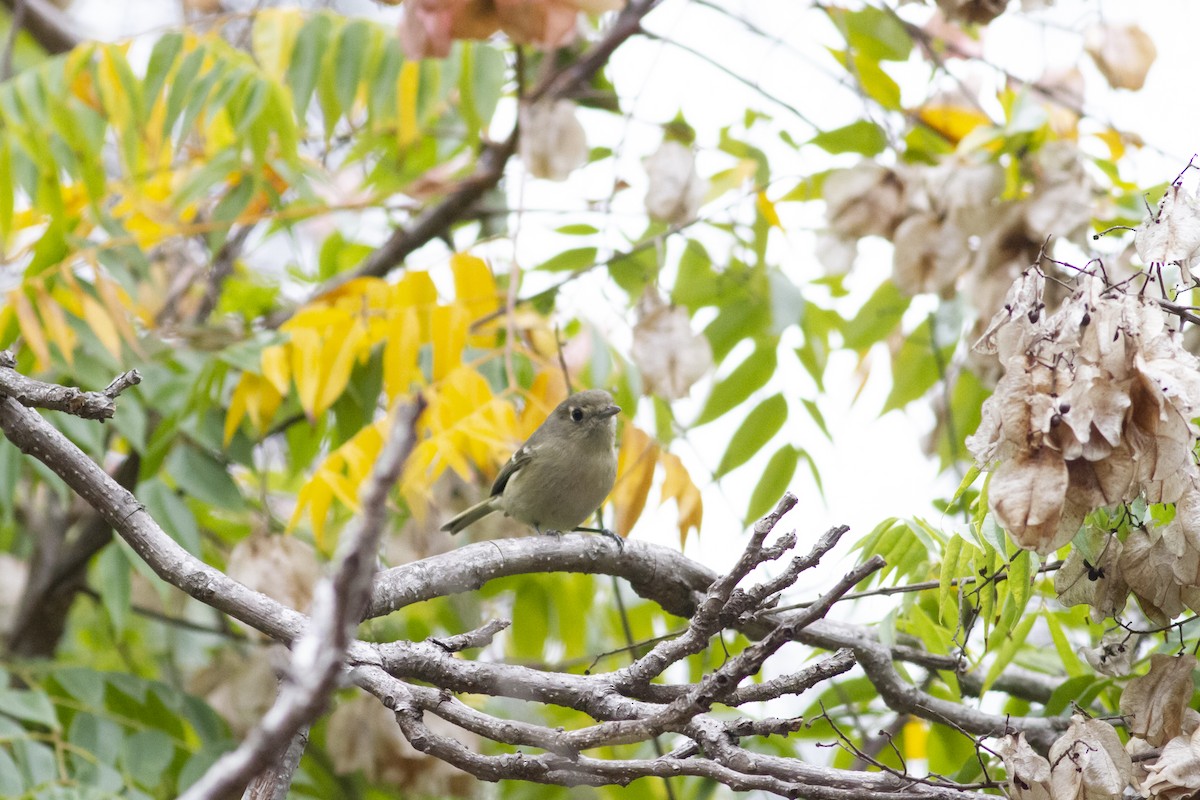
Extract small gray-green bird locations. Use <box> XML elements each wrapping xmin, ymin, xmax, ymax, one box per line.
<box><xmin>440</xmin><ymin>389</ymin><xmax>621</xmax><ymax>539</ymax></box>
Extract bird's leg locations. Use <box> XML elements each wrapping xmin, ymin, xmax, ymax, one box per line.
<box><xmin>536</xmin><ymin>525</ymin><xmax>563</xmax><ymax>538</ymax></box>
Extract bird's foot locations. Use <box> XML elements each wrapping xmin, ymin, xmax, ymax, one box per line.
<box><xmin>599</xmin><ymin>528</ymin><xmax>624</xmax><ymax>551</ymax></box>
<box><xmin>539</xmin><ymin>528</ymin><xmax>563</xmax><ymax>538</ymax></box>
<box><xmin>574</xmin><ymin>525</ymin><xmax>624</xmax><ymax>551</ymax></box>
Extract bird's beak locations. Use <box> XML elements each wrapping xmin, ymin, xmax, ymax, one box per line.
<box><xmin>599</xmin><ymin>404</ymin><xmax>621</xmax><ymax>419</ymax></box>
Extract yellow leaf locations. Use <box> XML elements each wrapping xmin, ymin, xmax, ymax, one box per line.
<box><xmin>292</xmin><ymin>418</ymin><xmax>387</xmax><ymax>549</ymax></box>
<box><xmin>431</xmin><ymin>303</ymin><xmax>469</xmax><ymax>382</ymax></box>
<box><xmin>245</xmin><ymin>373</ymin><xmax>283</xmax><ymax>435</ymax></box>
<box><xmin>612</xmin><ymin>425</ymin><xmax>659</xmax><ymax>539</ymax></box>
<box><xmin>660</xmin><ymin>452</ymin><xmax>703</xmax><ymax>548</ymax></box>
<box><xmin>917</xmin><ymin>104</ymin><xmax>993</xmax><ymax>145</ymax></box>
<box><xmin>517</xmin><ymin>372</ymin><xmax>567</xmax><ymax>439</ymax></box>
<box><xmin>756</xmin><ymin>191</ymin><xmax>781</xmax><ymax>229</ymax></box>
<box><xmin>96</xmin><ymin>275</ymin><xmax>141</xmax><ymax>356</ymax></box>
<box><xmin>33</xmin><ymin>286</ymin><xmax>75</xmax><ymax>367</ymax></box>
<box><xmin>252</xmin><ymin>8</ymin><xmax>305</xmax><ymax>83</ymax></box>
<box><xmin>1094</xmin><ymin>128</ymin><xmax>1126</xmax><ymax>162</ymax></box>
<box><xmin>452</xmin><ymin>252</ymin><xmax>500</xmax><ymax>319</ymax></box>
<box><xmin>312</xmin><ymin>318</ymin><xmax>369</xmax><ymax>418</ymax></box>
<box><xmin>224</xmin><ymin>376</ymin><xmax>251</xmax><ymax>445</ymax></box>
<box><xmin>397</xmin><ymin>60</ymin><xmax>421</xmax><ymax>149</ymax></box>
<box><xmin>82</xmin><ymin>295</ymin><xmax>123</xmax><ymax>359</ymax></box>
<box><xmin>289</xmin><ymin>324</ymin><xmax>323</xmax><ymax>418</ymax></box>
<box><xmin>96</xmin><ymin>45</ymin><xmax>134</xmax><ymax>139</ymax></box>
<box><xmin>394</xmin><ymin>271</ymin><xmax>437</xmax><ymax>339</ymax></box>
<box><xmin>400</xmin><ymin>369</ymin><xmax>520</xmax><ymax>521</ymax></box>
<box><xmin>384</xmin><ymin>305</ymin><xmax>421</xmax><ymax>401</ymax></box>
<box><xmin>10</xmin><ymin>289</ymin><xmax>50</xmax><ymax>369</ymax></box>
<box><xmin>261</xmin><ymin>344</ymin><xmax>291</xmax><ymax>394</ymax></box>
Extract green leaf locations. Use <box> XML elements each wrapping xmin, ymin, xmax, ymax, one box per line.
<box><xmin>609</xmin><ymin>247</ymin><xmax>657</xmax><ymax>297</ymax></box>
<box><xmin>841</xmin><ymin>280</ymin><xmax>909</xmax><ymax>351</ymax></box>
<box><xmin>68</xmin><ymin>712</ymin><xmax>123</xmax><ymax>766</ymax></box>
<box><xmin>510</xmin><ymin>580</ymin><xmax>550</xmax><ymax>660</ymax></box>
<box><xmin>716</xmin><ymin>393</ymin><xmax>787</xmax><ymax>478</ymax></box>
<box><xmin>95</xmin><ymin>545</ymin><xmax>132</xmax><ymax>635</ymax></box>
<box><xmin>0</xmin><ymin>687</ymin><xmax>58</xmax><ymax>730</ymax></box>
<box><xmin>12</xmin><ymin>739</ymin><xmax>56</xmax><ymax>787</ymax></box>
<box><xmin>166</xmin><ymin>444</ymin><xmax>246</xmax><ymax>511</ymax></box>
<box><xmin>142</xmin><ymin>33</ymin><xmax>184</xmax><ymax>112</ymax></box>
<box><xmin>287</xmin><ymin>14</ymin><xmax>334</xmax><ymax>119</ymax></box>
<box><xmin>1044</xmin><ymin>674</ymin><xmax>1108</xmax><ymax>717</ymax></box>
<box><xmin>0</xmin><ymin>747</ymin><xmax>22</xmax><ymax>797</ymax></box>
<box><xmin>810</xmin><ymin>120</ymin><xmax>887</xmax><ymax>156</ymax></box>
<box><xmin>829</xmin><ymin>5</ymin><xmax>913</xmax><ymax>61</ymax></box>
<box><xmin>883</xmin><ymin>318</ymin><xmax>951</xmax><ymax>412</ymax></box>
<box><xmin>335</xmin><ymin>19</ymin><xmax>370</xmax><ymax>112</ymax></box>
<box><xmin>980</xmin><ymin>606</ymin><xmax>1037</xmax><ymax>694</ymax></box>
<box><xmin>801</xmin><ymin>398</ymin><xmax>831</xmax><ymax>441</ymax></box>
<box><xmin>163</xmin><ymin>45</ymin><xmax>206</xmax><ymax>138</ymax></box>
<box><xmin>671</xmin><ymin>239</ymin><xmax>718</xmax><ymax>310</ymax></box>
<box><xmin>745</xmin><ymin>445</ymin><xmax>800</xmax><ymax>524</ymax></box>
<box><xmin>140</xmin><ymin>479</ymin><xmax>202</xmax><ymax>555</ymax></box>
<box><xmin>696</xmin><ymin>343</ymin><xmax>776</xmax><ymax>425</ymax></box>
<box><xmin>939</xmin><ymin>535</ymin><xmax>963</xmax><ymax>626</ymax></box>
<box><xmin>538</xmin><ymin>246</ymin><xmax>597</xmax><ymax>273</ymax></box>
<box><xmin>122</xmin><ymin>730</ymin><xmax>175</xmax><ymax>789</ymax></box>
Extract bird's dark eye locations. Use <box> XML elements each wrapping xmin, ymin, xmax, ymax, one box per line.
<box><xmin>571</xmin><ymin>407</ymin><xmax>584</xmax><ymax>422</ymax></box>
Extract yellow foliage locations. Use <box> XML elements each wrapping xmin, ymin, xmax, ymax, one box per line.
<box><xmin>756</xmin><ymin>191</ymin><xmax>782</xmax><ymax>229</ymax></box>
<box><xmin>224</xmin><ymin>373</ymin><xmax>283</xmax><ymax>443</ymax></box>
<box><xmin>252</xmin><ymin>8</ymin><xmax>306</xmax><ymax>84</ymax></box>
<box><xmin>288</xmin><ymin>418</ymin><xmax>387</xmax><ymax>548</ymax></box>
<box><xmin>431</xmin><ymin>303</ymin><xmax>469</xmax><ymax>381</ymax></box>
<box><xmin>399</xmin><ymin>368</ymin><xmax>518</xmax><ymax>522</ymax></box>
<box><xmin>9</xmin><ymin>289</ymin><xmax>50</xmax><ymax>369</ymax></box>
<box><xmin>660</xmin><ymin>452</ymin><xmax>703</xmax><ymax>547</ymax></box>
<box><xmin>397</xmin><ymin>61</ymin><xmax>421</xmax><ymax>149</ymax></box>
<box><xmin>33</xmin><ymin>286</ymin><xmax>76</xmax><ymax>368</ymax></box>
<box><xmin>383</xmin><ymin>306</ymin><xmax>421</xmax><ymax>402</ymax></box>
<box><xmin>916</xmin><ymin>104</ymin><xmax>992</xmax><ymax>145</ymax></box>
<box><xmin>612</xmin><ymin>424</ymin><xmax>659</xmax><ymax>539</ymax></box>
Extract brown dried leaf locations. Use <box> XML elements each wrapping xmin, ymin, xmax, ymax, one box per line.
<box><xmin>1081</xmin><ymin>630</ymin><xmax>1137</xmax><ymax>677</ymax></box>
<box><xmin>989</xmin><ymin>447</ymin><xmax>1070</xmax><ymax>554</ymax></box>
<box><xmin>1085</xmin><ymin>23</ymin><xmax>1157</xmax><ymax>91</ymax></box>
<box><xmin>1120</xmin><ymin>654</ymin><xmax>1198</xmax><ymax>747</ymax></box>
<box><xmin>1054</xmin><ymin>534</ymin><xmax>1127</xmax><ymax>622</ymax></box>
<box><xmin>631</xmin><ymin>289</ymin><xmax>712</xmax><ymax>400</ymax></box>
<box><xmin>891</xmin><ymin>212</ymin><xmax>970</xmax><ymax>296</ymax></box>
<box><xmin>327</xmin><ymin>693</ymin><xmax>478</xmax><ymax>795</ymax></box>
<box><xmin>227</xmin><ymin>533</ymin><xmax>321</xmax><ymax>615</ymax></box>
<box><xmin>1136</xmin><ymin>184</ymin><xmax>1200</xmax><ymax>268</ymax></box>
<box><xmin>997</xmin><ymin>732</ymin><xmax>1053</xmax><ymax>800</ymax></box>
<box><xmin>1142</xmin><ymin>726</ymin><xmax>1200</xmax><ymax>798</ymax></box>
<box><xmin>823</xmin><ymin>162</ymin><xmax>907</xmax><ymax>240</ymax></box>
<box><xmin>644</xmin><ymin>141</ymin><xmax>706</xmax><ymax>225</ymax></box>
<box><xmin>1049</xmin><ymin>715</ymin><xmax>1134</xmax><ymax>800</ymax></box>
<box><xmin>519</xmin><ymin>100</ymin><xmax>587</xmax><ymax>181</ymax></box>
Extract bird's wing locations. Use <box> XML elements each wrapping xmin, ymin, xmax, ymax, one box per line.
<box><xmin>491</xmin><ymin>444</ymin><xmax>536</xmax><ymax>497</ymax></box>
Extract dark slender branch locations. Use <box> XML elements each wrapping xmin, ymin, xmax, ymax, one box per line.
<box><xmin>429</xmin><ymin>619</ymin><xmax>510</xmax><ymax>653</ymax></box>
<box><xmin>0</xmin><ymin>0</ymin><xmax>78</xmax><ymax>56</ymax></box>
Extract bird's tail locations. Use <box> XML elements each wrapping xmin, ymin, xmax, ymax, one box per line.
<box><xmin>440</xmin><ymin>497</ymin><xmax>500</xmax><ymax>534</ymax></box>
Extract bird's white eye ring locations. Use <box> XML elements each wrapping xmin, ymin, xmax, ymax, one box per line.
<box><xmin>571</xmin><ymin>407</ymin><xmax>583</xmax><ymax>422</ymax></box>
